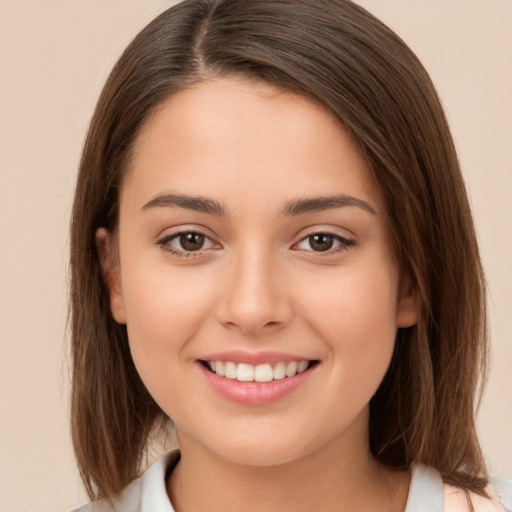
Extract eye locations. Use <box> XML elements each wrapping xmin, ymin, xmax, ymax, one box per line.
<box><xmin>158</xmin><ymin>230</ymin><xmax>218</xmax><ymax>256</ymax></box>
<box><xmin>294</xmin><ymin>232</ymin><xmax>354</xmax><ymax>253</ymax></box>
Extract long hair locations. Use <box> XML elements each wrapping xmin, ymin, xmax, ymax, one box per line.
<box><xmin>70</xmin><ymin>0</ymin><xmax>488</xmax><ymax>499</ymax></box>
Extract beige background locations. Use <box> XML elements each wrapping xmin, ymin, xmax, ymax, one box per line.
<box><xmin>0</xmin><ymin>1</ymin><xmax>510</xmax><ymax>511</ymax></box>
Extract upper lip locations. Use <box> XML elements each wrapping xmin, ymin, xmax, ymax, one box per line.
<box><xmin>199</xmin><ymin>350</ymin><xmax>316</xmax><ymax>366</ymax></box>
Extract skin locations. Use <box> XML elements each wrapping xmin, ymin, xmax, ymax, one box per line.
<box><xmin>97</xmin><ymin>78</ymin><xmax>418</xmax><ymax>512</ymax></box>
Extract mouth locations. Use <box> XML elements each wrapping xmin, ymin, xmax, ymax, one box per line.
<box><xmin>200</xmin><ymin>359</ymin><xmax>319</xmax><ymax>383</ymax></box>
<box><xmin>197</xmin><ymin>351</ymin><xmax>320</xmax><ymax>404</ymax></box>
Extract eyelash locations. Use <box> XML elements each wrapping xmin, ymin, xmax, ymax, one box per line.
<box><xmin>157</xmin><ymin>229</ymin><xmax>355</xmax><ymax>258</ymax></box>
<box><xmin>293</xmin><ymin>232</ymin><xmax>356</xmax><ymax>254</ymax></box>
<box><xmin>157</xmin><ymin>229</ymin><xmax>218</xmax><ymax>258</ymax></box>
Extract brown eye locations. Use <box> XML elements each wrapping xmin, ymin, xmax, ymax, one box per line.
<box><xmin>158</xmin><ymin>230</ymin><xmax>219</xmax><ymax>257</ymax></box>
<box><xmin>179</xmin><ymin>232</ymin><xmax>205</xmax><ymax>251</ymax></box>
<box><xmin>294</xmin><ymin>231</ymin><xmax>355</xmax><ymax>254</ymax></box>
<box><xmin>308</xmin><ymin>234</ymin><xmax>334</xmax><ymax>252</ymax></box>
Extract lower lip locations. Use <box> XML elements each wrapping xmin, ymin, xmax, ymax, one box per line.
<box><xmin>199</xmin><ymin>363</ymin><xmax>316</xmax><ymax>405</ymax></box>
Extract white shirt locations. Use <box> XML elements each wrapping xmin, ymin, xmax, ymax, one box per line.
<box><xmin>71</xmin><ymin>450</ymin><xmax>512</xmax><ymax>512</ymax></box>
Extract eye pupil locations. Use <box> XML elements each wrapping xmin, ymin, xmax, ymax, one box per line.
<box><xmin>180</xmin><ymin>232</ymin><xmax>205</xmax><ymax>251</ymax></box>
<box><xmin>309</xmin><ymin>234</ymin><xmax>334</xmax><ymax>252</ymax></box>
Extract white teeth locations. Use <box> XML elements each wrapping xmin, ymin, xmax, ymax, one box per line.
<box><xmin>273</xmin><ymin>362</ymin><xmax>286</xmax><ymax>380</ymax></box>
<box><xmin>236</xmin><ymin>363</ymin><xmax>254</xmax><ymax>382</ymax></box>
<box><xmin>207</xmin><ymin>360</ymin><xmax>312</xmax><ymax>382</ymax></box>
<box><xmin>215</xmin><ymin>361</ymin><xmax>225</xmax><ymax>377</ymax></box>
<box><xmin>225</xmin><ymin>362</ymin><xmax>236</xmax><ymax>379</ymax></box>
<box><xmin>297</xmin><ymin>361</ymin><xmax>308</xmax><ymax>373</ymax></box>
<box><xmin>254</xmin><ymin>364</ymin><xmax>273</xmax><ymax>382</ymax></box>
<box><xmin>285</xmin><ymin>361</ymin><xmax>298</xmax><ymax>377</ymax></box>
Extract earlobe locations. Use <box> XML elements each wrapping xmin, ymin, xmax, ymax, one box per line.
<box><xmin>397</xmin><ymin>280</ymin><xmax>419</xmax><ymax>328</ymax></box>
<box><xmin>95</xmin><ymin>228</ymin><xmax>127</xmax><ymax>324</ymax></box>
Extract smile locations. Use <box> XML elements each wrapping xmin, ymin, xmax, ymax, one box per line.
<box><xmin>204</xmin><ymin>360</ymin><xmax>313</xmax><ymax>382</ymax></box>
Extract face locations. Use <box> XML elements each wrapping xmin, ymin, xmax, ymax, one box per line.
<box><xmin>98</xmin><ymin>78</ymin><xmax>417</xmax><ymax>467</ymax></box>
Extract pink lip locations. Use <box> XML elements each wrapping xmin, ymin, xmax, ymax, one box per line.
<box><xmin>197</xmin><ymin>360</ymin><xmax>317</xmax><ymax>406</ymax></box>
<box><xmin>200</xmin><ymin>350</ymin><xmax>311</xmax><ymax>366</ymax></box>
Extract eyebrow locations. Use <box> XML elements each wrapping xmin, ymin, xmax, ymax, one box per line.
<box><xmin>281</xmin><ymin>195</ymin><xmax>376</xmax><ymax>216</ymax></box>
<box><xmin>141</xmin><ymin>192</ymin><xmax>376</xmax><ymax>216</ymax></box>
<box><xmin>142</xmin><ymin>193</ymin><xmax>227</xmax><ymax>216</ymax></box>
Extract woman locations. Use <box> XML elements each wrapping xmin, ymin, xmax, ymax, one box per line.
<box><xmin>69</xmin><ymin>1</ymin><xmax>511</xmax><ymax>510</ymax></box>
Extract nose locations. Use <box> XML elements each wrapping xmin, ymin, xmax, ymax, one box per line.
<box><xmin>215</xmin><ymin>246</ymin><xmax>293</xmax><ymax>336</ymax></box>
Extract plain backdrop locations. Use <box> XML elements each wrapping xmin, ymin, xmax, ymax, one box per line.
<box><xmin>0</xmin><ymin>1</ymin><xmax>511</xmax><ymax>511</ymax></box>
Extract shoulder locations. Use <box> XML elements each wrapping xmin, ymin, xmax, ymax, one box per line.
<box><xmin>406</xmin><ymin>465</ymin><xmax>512</xmax><ymax>512</ymax></box>
<box><xmin>69</xmin><ymin>450</ymin><xmax>180</xmax><ymax>512</ymax></box>
<box><xmin>444</xmin><ymin>478</ymin><xmax>512</xmax><ymax>512</ymax></box>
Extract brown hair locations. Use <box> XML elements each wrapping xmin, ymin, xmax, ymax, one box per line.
<box><xmin>70</xmin><ymin>0</ymin><xmax>489</xmax><ymax>500</ymax></box>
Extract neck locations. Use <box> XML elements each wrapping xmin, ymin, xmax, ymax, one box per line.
<box><xmin>167</xmin><ymin>413</ymin><xmax>410</xmax><ymax>512</ymax></box>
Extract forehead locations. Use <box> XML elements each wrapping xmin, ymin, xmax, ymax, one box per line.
<box><xmin>122</xmin><ymin>77</ymin><xmax>384</xmax><ymax>216</ymax></box>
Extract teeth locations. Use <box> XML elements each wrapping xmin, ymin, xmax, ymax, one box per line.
<box><xmin>236</xmin><ymin>363</ymin><xmax>254</xmax><ymax>382</ymax></box>
<box><xmin>273</xmin><ymin>362</ymin><xmax>286</xmax><ymax>380</ymax></box>
<box><xmin>254</xmin><ymin>363</ymin><xmax>273</xmax><ymax>382</ymax></box>
<box><xmin>297</xmin><ymin>361</ymin><xmax>308</xmax><ymax>373</ymax></box>
<box><xmin>285</xmin><ymin>361</ymin><xmax>298</xmax><ymax>377</ymax></box>
<box><xmin>225</xmin><ymin>362</ymin><xmax>236</xmax><ymax>379</ymax></box>
<box><xmin>206</xmin><ymin>360</ymin><xmax>312</xmax><ymax>382</ymax></box>
<box><xmin>215</xmin><ymin>361</ymin><xmax>225</xmax><ymax>377</ymax></box>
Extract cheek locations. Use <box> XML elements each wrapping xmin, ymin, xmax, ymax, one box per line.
<box><xmin>302</xmin><ymin>258</ymin><xmax>399</xmax><ymax>330</ymax></box>
<box><xmin>124</xmin><ymin>276</ymin><xmax>211</xmax><ymax>341</ymax></box>
<box><xmin>121</xmin><ymin>239</ymin><xmax>217</xmax><ymax>333</ymax></box>
<box><xmin>118</xmin><ymin>254</ymin><xmax>217</xmax><ymax>394</ymax></box>
<box><xmin>299</xmin><ymin>260</ymin><xmax>399</xmax><ymax>390</ymax></box>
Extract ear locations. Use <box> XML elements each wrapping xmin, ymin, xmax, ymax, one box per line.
<box><xmin>397</xmin><ymin>277</ymin><xmax>419</xmax><ymax>328</ymax></box>
<box><xmin>95</xmin><ymin>228</ymin><xmax>127</xmax><ymax>324</ymax></box>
